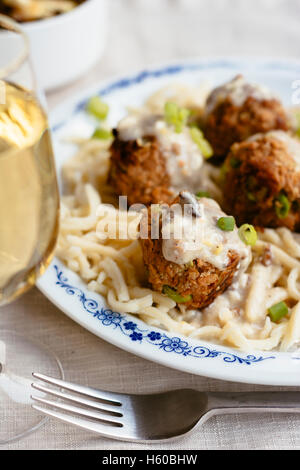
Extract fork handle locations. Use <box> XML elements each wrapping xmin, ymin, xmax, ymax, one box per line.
<box><xmin>207</xmin><ymin>392</ymin><xmax>300</xmax><ymax>415</ymax></box>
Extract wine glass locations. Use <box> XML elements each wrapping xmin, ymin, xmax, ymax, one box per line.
<box><xmin>0</xmin><ymin>14</ymin><xmax>63</xmax><ymax>444</ymax></box>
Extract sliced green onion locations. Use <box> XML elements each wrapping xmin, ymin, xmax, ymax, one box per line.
<box><xmin>198</xmin><ymin>139</ymin><xmax>214</xmax><ymax>159</ymax></box>
<box><xmin>275</xmin><ymin>193</ymin><xmax>291</xmax><ymax>219</ymax></box>
<box><xmin>294</xmin><ymin>110</ymin><xmax>300</xmax><ymax>137</ymax></box>
<box><xmin>220</xmin><ymin>163</ymin><xmax>229</xmax><ymax>181</ymax></box>
<box><xmin>196</xmin><ymin>191</ymin><xmax>211</xmax><ymax>199</ymax></box>
<box><xmin>230</xmin><ymin>158</ymin><xmax>241</xmax><ymax>168</ymax></box>
<box><xmin>268</xmin><ymin>301</ymin><xmax>289</xmax><ymax>322</ymax></box>
<box><xmin>217</xmin><ymin>216</ymin><xmax>235</xmax><ymax>232</ymax></box>
<box><xmin>164</xmin><ymin>102</ymin><xmax>190</xmax><ymax>133</ymax></box>
<box><xmin>247</xmin><ymin>192</ymin><xmax>256</xmax><ymax>202</ymax></box>
<box><xmin>162</xmin><ymin>285</ymin><xmax>192</xmax><ymax>304</ymax></box>
<box><xmin>238</xmin><ymin>224</ymin><xmax>257</xmax><ymax>246</ymax></box>
<box><xmin>164</xmin><ymin>102</ymin><xmax>178</xmax><ymax>122</ymax></box>
<box><xmin>86</xmin><ymin>96</ymin><xmax>109</xmax><ymax>120</ymax></box>
<box><xmin>190</xmin><ymin>127</ymin><xmax>213</xmax><ymax>159</ymax></box>
<box><xmin>178</xmin><ymin>107</ymin><xmax>190</xmax><ymax>126</ymax></box>
<box><xmin>92</xmin><ymin>128</ymin><xmax>113</xmax><ymax>140</ymax></box>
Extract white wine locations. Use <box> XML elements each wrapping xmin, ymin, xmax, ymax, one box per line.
<box><xmin>0</xmin><ymin>81</ymin><xmax>59</xmax><ymax>305</ymax></box>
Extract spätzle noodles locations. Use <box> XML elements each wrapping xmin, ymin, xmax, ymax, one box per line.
<box><xmin>57</xmin><ymin>85</ymin><xmax>300</xmax><ymax>352</ymax></box>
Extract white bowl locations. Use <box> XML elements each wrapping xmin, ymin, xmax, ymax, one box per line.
<box><xmin>21</xmin><ymin>0</ymin><xmax>109</xmax><ymax>91</ymax></box>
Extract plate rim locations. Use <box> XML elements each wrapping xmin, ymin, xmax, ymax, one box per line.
<box><xmin>38</xmin><ymin>56</ymin><xmax>300</xmax><ymax>386</ymax></box>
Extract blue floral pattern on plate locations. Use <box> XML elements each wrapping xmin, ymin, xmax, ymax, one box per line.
<box><xmin>54</xmin><ymin>265</ymin><xmax>275</xmax><ymax>366</ymax></box>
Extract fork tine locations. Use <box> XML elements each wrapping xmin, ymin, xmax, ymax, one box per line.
<box><xmin>31</xmin><ymin>395</ymin><xmax>123</xmax><ymax>426</ymax></box>
<box><xmin>32</xmin><ymin>405</ymin><xmax>129</xmax><ymax>441</ymax></box>
<box><xmin>31</xmin><ymin>382</ymin><xmax>123</xmax><ymax>417</ymax></box>
<box><xmin>32</xmin><ymin>373</ymin><xmax>123</xmax><ymax>406</ymax></box>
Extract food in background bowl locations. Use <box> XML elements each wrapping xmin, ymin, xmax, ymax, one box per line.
<box><xmin>0</xmin><ymin>0</ymin><xmax>109</xmax><ymax>91</ymax></box>
<box><xmin>0</xmin><ymin>0</ymin><xmax>85</xmax><ymax>22</ymax></box>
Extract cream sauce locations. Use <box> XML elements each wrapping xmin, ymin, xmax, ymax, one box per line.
<box><xmin>117</xmin><ymin>112</ymin><xmax>204</xmax><ymax>193</ymax></box>
<box><xmin>202</xmin><ymin>272</ymin><xmax>250</xmax><ymax>325</ymax></box>
<box><xmin>161</xmin><ymin>196</ymin><xmax>251</xmax><ymax>271</ymax></box>
<box><xmin>206</xmin><ymin>74</ymin><xmax>276</xmax><ymax>115</ymax></box>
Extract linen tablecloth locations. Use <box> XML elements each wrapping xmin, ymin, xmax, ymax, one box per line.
<box><xmin>3</xmin><ymin>0</ymin><xmax>300</xmax><ymax>450</ymax></box>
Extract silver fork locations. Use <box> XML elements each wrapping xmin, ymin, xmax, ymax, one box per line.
<box><xmin>31</xmin><ymin>373</ymin><xmax>300</xmax><ymax>443</ymax></box>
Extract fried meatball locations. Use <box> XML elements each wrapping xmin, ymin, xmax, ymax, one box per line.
<box><xmin>203</xmin><ymin>75</ymin><xmax>290</xmax><ymax>161</ymax></box>
<box><xmin>109</xmin><ymin>112</ymin><xmax>205</xmax><ymax>206</ymax></box>
<box><xmin>109</xmin><ymin>130</ymin><xmax>173</xmax><ymax>206</ymax></box>
<box><xmin>223</xmin><ymin>130</ymin><xmax>300</xmax><ymax>230</ymax></box>
<box><xmin>140</xmin><ymin>192</ymin><xmax>251</xmax><ymax>310</ymax></box>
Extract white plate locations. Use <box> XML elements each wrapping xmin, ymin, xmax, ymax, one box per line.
<box><xmin>37</xmin><ymin>57</ymin><xmax>300</xmax><ymax>386</ymax></box>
